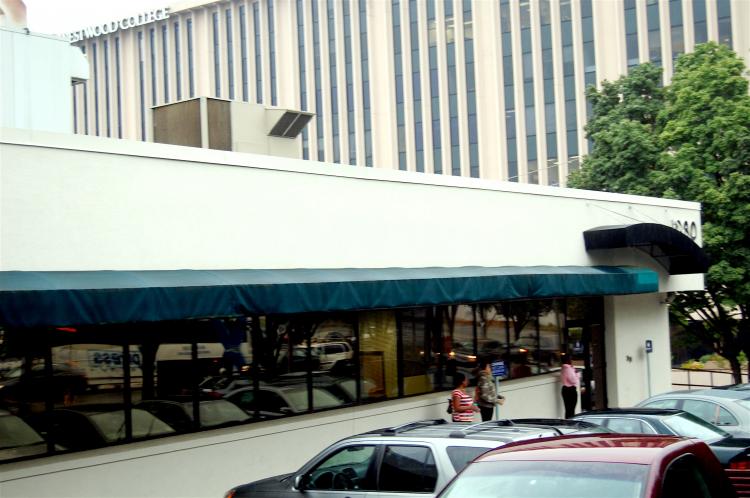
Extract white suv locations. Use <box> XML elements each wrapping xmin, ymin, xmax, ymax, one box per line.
<box><xmin>224</xmin><ymin>418</ymin><xmax>610</xmax><ymax>498</ymax></box>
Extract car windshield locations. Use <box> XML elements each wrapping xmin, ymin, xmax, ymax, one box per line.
<box><xmin>662</xmin><ymin>412</ymin><xmax>729</xmax><ymax>441</ymax></box>
<box><xmin>284</xmin><ymin>387</ymin><xmax>341</xmax><ymax>411</ymax></box>
<box><xmin>440</xmin><ymin>460</ymin><xmax>648</xmax><ymax>498</ymax></box>
<box><xmin>195</xmin><ymin>401</ymin><xmax>250</xmax><ymax>426</ymax></box>
<box><xmin>0</xmin><ymin>415</ymin><xmax>45</xmax><ymax>449</ymax></box>
<box><xmin>90</xmin><ymin>409</ymin><xmax>175</xmax><ymax>442</ymax></box>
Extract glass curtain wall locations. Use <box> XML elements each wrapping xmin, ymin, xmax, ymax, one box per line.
<box><xmin>0</xmin><ymin>297</ymin><xmax>599</xmax><ymax>463</ymax></box>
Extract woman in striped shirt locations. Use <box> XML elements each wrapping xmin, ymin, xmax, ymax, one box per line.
<box><xmin>451</xmin><ymin>373</ymin><xmax>478</xmax><ymax>422</ymax></box>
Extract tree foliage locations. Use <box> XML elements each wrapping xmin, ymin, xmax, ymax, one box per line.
<box><xmin>569</xmin><ymin>43</ymin><xmax>750</xmax><ymax>379</ymax></box>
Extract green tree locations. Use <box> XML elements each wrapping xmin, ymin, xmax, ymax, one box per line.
<box><xmin>570</xmin><ymin>43</ymin><xmax>750</xmax><ymax>381</ymax></box>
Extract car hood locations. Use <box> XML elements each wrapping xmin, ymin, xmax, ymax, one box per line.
<box><xmin>232</xmin><ymin>473</ymin><xmax>295</xmax><ymax>495</ymax></box>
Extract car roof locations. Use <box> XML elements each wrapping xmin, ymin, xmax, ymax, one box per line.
<box><xmin>354</xmin><ymin>419</ymin><xmax>601</xmax><ymax>444</ymax></box>
<box><xmin>652</xmin><ymin>388</ymin><xmax>750</xmax><ymax>401</ymax></box>
<box><xmin>576</xmin><ymin>408</ymin><xmax>684</xmax><ymax>417</ymax></box>
<box><xmin>476</xmin><ymin>434</ymin><xmax>695</xmax><ymax>464</ymax></box>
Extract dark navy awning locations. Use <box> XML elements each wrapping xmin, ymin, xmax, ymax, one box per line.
<box><xmin>0</xmin><ymin>266</ymin><xmax>659</xmax><ymax>328</ymax></box>
<box><xmin>583</xmin><ymin>223</ymin><xmax>710</xmax><ymax>275</ymax></box>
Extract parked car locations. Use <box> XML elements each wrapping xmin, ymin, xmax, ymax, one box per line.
<box><xmin>636</xmin><ymin>388</ymin><xmax>750</xmax><ymax>437</ymax></box>
<box><xmin>30</xmin><ymin>404</ymin><xmax>175</xmax><ymax>451</ymax></box>
<box><xmin>225</xmin><ymin>384</ymin><xmax>343</xmax><ymax>419</ymax></box>
<box><xmin>199</xmin><ymin>375</ymin><xmax>253</xmax><ymax>398</ymax></box>
<box><xmin>0</xmin><ymin>409</ymin><xmax>49</xmax><ymax>461</ymax></box>
<box><xmin>135</xmin><ymin>399</ymin><xmax>250</xmax><ymax>432</ymax></box>
<box><xmin>309</xmin><ymin>342</ymin><xmax>354</xmax><ymax>370</ymax></box>
<box><xmin>572</xmin><ymin>408</ymin><xmax>750</xmax><ymax>468</ymax></box>
<box><xmin>223</xmin><ymin>418</ymin><xmax>617</xmax><ymax>498</ymax></box>
<box><xmin>436</xmin><ymin>434</ymin><xmax>737</xmax><ymax>498</ymax></box>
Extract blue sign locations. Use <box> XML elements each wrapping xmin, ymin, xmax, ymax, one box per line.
<box><xmin>645</xmin><ymin>340</ymin><xmax>653</xmax><ymax>354</ymax></box>
<box><xmin>491</xmin><ymin>360</ymin><xmax>507</xmax><ymax>377</ymax></box>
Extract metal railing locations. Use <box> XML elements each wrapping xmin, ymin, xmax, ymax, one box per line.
<box><xmin>671</xmin><ymin>367</ymin><xmax>749</xmax><ymax>390</ymax></box>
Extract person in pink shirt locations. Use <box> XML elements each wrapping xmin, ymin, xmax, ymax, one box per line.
<box><xmin>560</xmin><ymin>356</ymin><xmax>579</xmax><ymax>418</ymax></box>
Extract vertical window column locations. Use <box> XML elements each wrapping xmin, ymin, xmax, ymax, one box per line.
<box><xmin>343</xmin><ymin>1</ymin><xmax>356</xmax><ymax>165</ymax></box>
<box><xmin>500</xmin><ymin>0</ymin><xmax>517</xmax><ymax>181</ymax></box>
<box><xmin>137</xmin><ymin>33</ymin><xmax>145</xmax><ymax>139</ymax></box>
<box><xmin>82</xmin><ymin>46</ymin><xmax>89</xmax><ymax>135</ymax></box>
<box><xmin>92</xmin><ymin>42</ymin><xmax>100</xmax><ymax>136</ymax></box>
<box><xmin>115</xmin><ymin>37</ymin><xmax>122</xmax><ymax>138</ymax></box>
<box><xmin>463</xmin><ymin>0</ymin><xmax>478</xmax><ymax>178</ymax></box>
<box><xmin>646</xmin><ymin>0</ymin><xmax>661</xmax><ymax>65</ymax></box>
<box><xmin>669</xmin><ymin>0</ymin><xmax>684</xmax><ymax>62</ymax></box>
<box><xmin>582</xmin><ymin>0</ymin><xmax>596</xmax><ymax>154</ymax></box>
<box><xmin>409</xmin><ymin>0</ymin><xmax>424</xmax><ymax>173</ymax></box>
<box><xmin>296</xmin><ymin>0</ymin><xmax>308</xmax><ymax>159</ymax></box>
<box><xmin>427</xmin><ymin>1</ymin><xmax>442</xmax><ymax>174</ymax></box>
<box><xmin>103</xmin><ymin>39</ymin><xmax>111</xmax><ymax>137</ymax></box>
<box><xmin>212</xmin><ymin>12</ymin><xmax>221</xmax><ymax>98</ymax></box>
<box><xmin>253</xmin><ymin>2</ymin><xmax>263</xmax><ymax>103</ymax></box>
<box><xmin>174</xmin><ymin>22</ymin><xmax>182</xmax><ymax>101</ymax></box>
<box><xmin>717</xmin><ymin>0</ymin><xmax>732</xmax><ymax>47</ymax></box>
<box><xmin>560</xmin><ymin>0</ymin><xmax>578</xmax><ymax>173</ymax></box>
<box><xmin>393</xmin><ymin>0</ymin><xmax>406</xmax><ymax>170</ymax></box>
<box><xmin>624</xmin><ymin>0</ymin><xmax>639</xmax><ymax>68</ymax></box>
<box><xmin>187</xmin><ymin>19</ymin><xmax>195</xmax><ymax>98</ymax></box>
<box><xmin>162</xmin><ymin>24</ymin><xmax>170</xmax><ymax>102</ymax></box>
<box><xmin>226</xmin><ymin>9</ymin><xmax>235</xmax><ymax>100</ymax></box>
<box><xmin>359</xmin><ymin>0</ymin><xmax>373</xmax><ymax>166</ymax></box>
<box><xmin>540</xmin><ymin>0</ymin><xmax>557</xmax><ymax>186</ymax></box>
<box><xmin>240</xmin><ymin>6</ymin><xmax>249</xmax><ymax>102</ymax></box>
<box><xmin>520</xmin><ymin>1</ymin><xmax>537</xmax><ymax>184</ymax></box>
<box><xmin>268</xmin><ymin>0</ymin><xmax>277</xmax><ymax>105</ymax></box>
<box><xmin>693</xmin><ymin>0</ymin><xmax>707</xmax><ymax>44</ymax></box>
<box><xmin>445</xmin><ymin>0</ymin><xmax>459</xmax><ymax>176</ymax></box>
<box><xmin>328</xmin><ymin>0</ymin><xmax>340</xmax><ymax>163</ymax></box>
<box><xmin>312</xmin><ymin>0</ymin><xmax>324</xmax><ymax>160</ymax></box>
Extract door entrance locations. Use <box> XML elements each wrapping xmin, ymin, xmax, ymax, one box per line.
<box><xmin>565</xmin><ymin>319</ymin><xmax>607</xmax><ymax>411</ymax></box>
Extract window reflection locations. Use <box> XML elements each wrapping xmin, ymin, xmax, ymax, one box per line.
<box><xmin>0</xmin><ymin>297</ymin><xmax>602</xmax><ymax>462</ymax></box>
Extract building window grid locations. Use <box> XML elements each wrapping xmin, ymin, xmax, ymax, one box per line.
<box><xmin>343</xmin><ymin>0</ymin><xmax>356</xmax><ymax>165</ymax></box>
<box><xmin>646</xmin><ymin>0</ymin><xmax>661</xmax><ymax>65</ymax></box>
<box><xmin>312</xmin><ymin>0</ymin><xmax>324</xmax><ymax>160</ymax></box>
<box><xmin>717</xmin><ymin>0</ymin><xmax>732</xmax><ymax>48</ymax></box>
<box><xmin>464</xmin><ymin>0</ymin><xmax>478</xmax><ymax>178</ymax></box>
<box><xmin>445</xmin><ymin>0</ymin><xmax>459</xmax><ymax>176</ymax></box>
<box><xmin>560</xmin><ymin>0</ymin><xmax>578</xmax><ymax>173</ymax></box>
<box><xmin>624</xmin><ymin>0</ymin><xmax>639</xmax><ymax>68</ymax></box>
<box><xmin>226</xmin><ymin>9</ymin><xmax>235</xmax><ymax>100</ymax></box>
<box><xmin>212</xmin><ymin>12</ymin><xmax>221</xmax><ymax>98</ymax></box>
<box><xmin>540</xmin><ymin>0</ymin><xmax>557</xmax><ymax>187</ymax></box>
<box><xmin>520</xmin><ymin>1</ymin><xmax>537</xmax><ymax>184</ymax></box>
<box><xmin>409</xmin><ymin>0</ymin><xmax>424</xmax><ymax>172</ymax></box>
<box><xmin>103</xmin><ymin>39</ymin><xmax>111</xmax><ymax>137</ymax></box>
<box><xmin>92</xmin><ymin>42</ymin><xmax>99</xmax><ymax>136</ymax></box>
<box><xmin>187</xmin><ymin>19</ymin><xmax>195</xmax><ymax>98</ymax></box>
<box><xmin>328</xmin><ymin>0</ymin><xmax>340</xmax><ymax>164</ymax></box>
<box><xmin>360</xmin><ymin>0</ymin><xmax>373</xmax><ymax>166</ymax></box>
<box><xmin>137</xmin><ymin>32</ymin><xmax>145</xmax><ymax>140</ymax></box>
<box><xmin>161</xmin><ymin>24</ymin><xmax>169</xmax><ymax>103</ymax></box>
<box><xmin>268</xmin><ymin>0</ymin><xmax>277</xmax><ymax>105</ymax></box>
<box><xmin>693</xmin><ymin>0</ymin><xmax>707</xmax><ymax>45</ymax></box>
<box><xmin>296</xmin><ymin>0</ymin><xmax>309</xmax><ymax>159</ymax></box>
<box><xmin>393</xmin><ymin>0</ymin><xmax>406</xmax><ymax>170</ymax></box>
<box><xmin>428</xmin><ymin>1</ymin><xmax>442</xmax><ymax>174</ymax></box>
<box><xmin>174</xmin><ymin>23</ymin><xmax>182</xmax><ymax>101</ymax></box>
<box><xmin>253</xmin><ymin>2</ymin><xmax>263</xmax><ymax>103</ymax></box>
<box><xmin>500</xmin><ymin>0</ymin><xmax>517</xmax><ymax>181</ymax></box>
<box><xmin>669</xmin><ymin>0</ymin><xmax>684</xmax><ymax>61</ymax></box>
<box><xmin>115</xmin><ymin>37</ymin><xmax>122</xmax><ymax>138</ymax></box>
<box><xmin>240</xmin><ymin>6</ymin><xmax>249</xmax><ymax>102</ymax></box>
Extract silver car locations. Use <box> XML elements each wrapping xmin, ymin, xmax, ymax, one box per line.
<box><xmin>637</xmin><ymin>388</ymin><xmax>750</xmax><ymax>437</ymax></box>
<box><xmin>224</xmin><ymin>418</ymin><xmax>609</xmax><ymax>498</ymax></box>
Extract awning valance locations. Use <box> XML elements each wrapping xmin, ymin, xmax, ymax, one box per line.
<box><xmin>583</xmin><ymin>223</ymin><xmax>709</xmax><ymax>275</ymax></box>
<box><xmin>0</xmin><ymin>266</ymin><xmax>659</xmax><ymax>328</ymax></box>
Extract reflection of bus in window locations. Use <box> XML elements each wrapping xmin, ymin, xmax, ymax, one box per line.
<box><xmin>52</xmin><ymin>344</ymin><xmax>144</xmax><ymax>389</ymax></box>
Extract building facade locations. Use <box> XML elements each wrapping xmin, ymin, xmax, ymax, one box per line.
<box><xmin>70</xmin><ymin>0</ymin><xmax>750</xmax><ymax>186</ymax></box>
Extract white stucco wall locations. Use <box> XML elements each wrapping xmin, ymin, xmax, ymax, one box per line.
<box><xmin>0</xmin><ymin>128</ymin><xmax>703</xmax><ymax>290</ymax></box>
<box><xmin>0</xmin><ymin>375</ymin><xmax>557</xmax><ymax>498</ymax></box>
<box><xmin>604</xmin><ymin>293</ymin><xmax>674</xmax><ymax>407</ymax></box>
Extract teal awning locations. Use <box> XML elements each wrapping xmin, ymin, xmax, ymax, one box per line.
<box><xmin>0</xmin><ymin>266</ymin><xmax>658</xmax><ymax>328</ymax></box>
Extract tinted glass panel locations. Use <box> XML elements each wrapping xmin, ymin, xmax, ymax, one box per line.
<box><xmin>379</xmin><ymin>445</ymin><xmax>438</xmax><ymax>492</ymax></box>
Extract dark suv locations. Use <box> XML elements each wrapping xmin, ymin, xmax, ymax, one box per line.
<box><xmin>224</xmin><ymin>418</ymin><xmax>609</xmax><ymax>498</ymax></box>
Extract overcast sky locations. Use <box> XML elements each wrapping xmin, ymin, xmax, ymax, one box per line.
<box><xmin>25</xmin><ymin>0</ymin><xmax>169</xmax><ymax>35</ymax></box>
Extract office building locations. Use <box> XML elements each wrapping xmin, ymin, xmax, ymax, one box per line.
<box><xmin>70</xmin><ymin>0</ymin><xmax>749</xmax><ymax>185</ymax></box>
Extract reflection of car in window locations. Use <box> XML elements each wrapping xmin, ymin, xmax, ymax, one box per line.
<box><xmin>135</xmin><ymin>399</ymin><xmax>250</xmax><ymax>433</ymax></box>
<box><xmin>0</xmin><ymin>409</ymin><xmax>50</xmax><ymax>461</ymax></box>
<box><xmin>30</xmin><ymin>404</ymin><xmax>174</xmax><ymax>451</ymax></box>
<box><xmin>225</xmin><ymin>385</ymin><xmax>343</xmax><ymax>419</ymax></box>
<box><xmin>0</xmin><ymin>363</ymin><xmax>88</xmax><ymax>406</ymax></box>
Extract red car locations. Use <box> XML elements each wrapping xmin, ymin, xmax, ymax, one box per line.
<box><xmin>437</xmin><ymin>434</ymin><xmax>736</xmax><ymax>498</ymax></box>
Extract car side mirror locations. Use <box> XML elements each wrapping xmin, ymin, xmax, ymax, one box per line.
<box><xmin>293</xmin><ymin>474</ymin><xmax>309</xmax><ymax>490</ymax></box>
